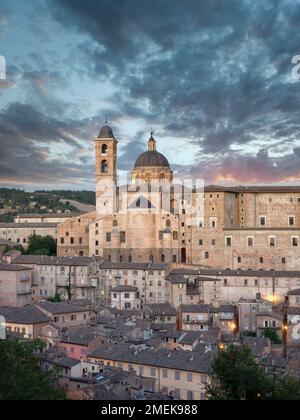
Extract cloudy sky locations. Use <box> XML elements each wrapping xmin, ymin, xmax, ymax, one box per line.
<box><xmin>1</xmin><ymin>0</ymin><xmax>300</xmax><ymax>191</ymax></box>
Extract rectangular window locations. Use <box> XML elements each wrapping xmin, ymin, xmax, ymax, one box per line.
<box><xmin>187</xmin><ymin>373</ymin><xmax>193</xmax><ymax>382</ymax></box>
<box><xmin>247</xmin><ymin>237</ymin><xmax>254</xmax><ymax>247</ymax></box>
<box><xmin>162</xmin><ymin>369</ymin><xmax>168</xmax><ymax>379</ymax></box>
<box><xmin>120</xmin><ymin>231</ymin><xmax>126</xmax><ymax>243</ymax></box>
<box><xmin>260</xmin><ymin>216</ymin><xmax>266</xmax><ymax>227</ymax></box>
<box><xmin>269</xmin><ymin>236</ymin><xmax>276</xmax><ymax>247</ymax></box>
<box><xmin>225</xmin><ymin>237</ymin><xmax>232</xmax><ymax>247</ymax></box>
<box><xmin>173</xmin><ymin>231</ymin><xmax>178</xmax><ymax>240</ymax></box>
<box><xmin>175</xmin><ymin>371</ymin><xmax>181</xmax><ymax>381</ymax></box>
<box><xmin>289</xmin><ymin>216</ymin><xmax>295</xmax><ymax>226</ymax></box>
<box><xmin>106</xmin><ymin>232</ymin><xmax>111</xmax><ymax>242</ymax></box>
<box><xmin>150</xmin><ymin>368</ymin><xmax>156</xmax><ymax>377</ymax></box>
<box><xmin>292</xmin><ymin>237</ymin><xmax>299</xmax><ymax>247</ymax></box>
<box><xmin>187</xmin><ymin>391</ymin><xmax>194</xmax><ymax>400</ymax></box>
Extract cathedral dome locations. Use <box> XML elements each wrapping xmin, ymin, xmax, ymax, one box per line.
<box><xmin>98</xmin><ymin>124</ymin><xmax>114</xmax><ymax>139</ymax></box>
<box><xmin>134</xmin><ymin>150</ymin><xmax>170</xmax><ymax>168</ymax></box>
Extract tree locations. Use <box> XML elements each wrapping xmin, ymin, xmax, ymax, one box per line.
<box><xmin>47</xmin><ymin>293</ymin><xmax>62</xmax><ymax>303</ymax></box>
<box><xmin>27</xmin><ymin>235</ymin><xmax>56</xmax><ymax>256</ymax></box>
<box><xmin>207</xmin><ymin>345</ymin><xmax>271</xmax><ymax>400</ymax></box>
<box><xmin>206</xmin><ymin>345</ymin><xmax>300</xmax><ymax>400</ymax></box>
<box><xmin>271</xmin><ymin>375</ymin><xmax>300</xmax><ymax>400</ymax></box>
<box><xmin>0</xmin><ymin>340</ymin><xmax>66</xmax><ymax>400</ymax></box>
<box><xmin>3</xmin><ymin>245</ymin><xmax>26</xmax><ymax>255</ymax></box>
<box><xmin>262</xmin><ymin>328</ymin><xmax>282</xmax><ymax>344</ymax></box>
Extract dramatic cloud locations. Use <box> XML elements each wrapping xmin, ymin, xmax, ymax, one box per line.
<box><xmin>1</xmin><ymin>0</ymin><xmax>300</xmax><ymax>188</ymax></box>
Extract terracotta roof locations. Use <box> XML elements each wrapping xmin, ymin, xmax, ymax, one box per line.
<box><xmin>0</xmin><ymin>264</ymin><xmax>32</xmax><ymax>271</ymax></box>
<box><xmin>0</xmin><ymin>305</ymin><xmax>51</xmax><ymax>324</ymax></box>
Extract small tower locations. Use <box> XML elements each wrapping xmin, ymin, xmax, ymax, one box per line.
<box><xmin>94</xmin><ymin>122</ymin><xmax>118</xmax><ymax>215</ymax></box>
<box><xmin>148</xmin><ymin>132</ymin><xmax>157</xmax><ymax>151</ymax></box>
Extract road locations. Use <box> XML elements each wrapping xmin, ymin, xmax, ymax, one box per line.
<box><xmin>60</xmin><ymin>199</ymin><xmax>96</xmax><ymax>213</ymax></box>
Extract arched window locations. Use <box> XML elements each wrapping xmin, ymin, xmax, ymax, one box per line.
<box><xmin>161</xmin><ymin>254</ymin><xmax>165</xmax><ymax>263</ymax></box>
<box><xmin>101</xmin><ymin>160</ymin><xmax>108</xmax><ymax>174</ymax></box>
<box><xmin>101</xmin><ymin>144</ymin><xmax>108</xmax><ymax>155</ymax></box>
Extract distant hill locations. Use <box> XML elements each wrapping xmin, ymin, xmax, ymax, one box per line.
<box><xmin>0</xmin><ymin>189</ymin><xmax>95</xmax><ymax>222</ymax></box>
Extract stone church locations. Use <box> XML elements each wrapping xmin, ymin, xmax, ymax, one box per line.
<box><xmin>57</xmin><ymin>123</ymin><xmax>300</xmax><ymax>271</ymax></box>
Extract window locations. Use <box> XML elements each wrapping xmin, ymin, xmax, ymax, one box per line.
<box><xmin>260</xmin><ymin>257</ymin><xmax>264</xmax><ymax>264</ymax></box>
<box><xmin>247</xmin><ymin>237</ymin><xmax>254</xmax><ymax>247</ymax></box>
<box><xmin>244</xmin><ymin>279</ymin><xmax>248</xmax><ymax>286</ymax></box>
<box><xmin>282</xmin><ymin>257</ymin><xmax>286</xmax><ymax>264</ymax></box>
<box><xmin>162</xmin><ymin>369</ymin><xmax>168</xmax><ymax>379</ymax></box>
<box><xmin>260</xmin><ymin>216</ymin><xmax>266</xmax><ymax>227</ymax></box>
<box><xmin>106</xmin><ymin>232</ymin><xmax>111</xmax><ymax>242</ymax></box>
<box><xmin>124</xmin><ymin>293</ymin><xmax>130</xmax><ymax>299</ymax></box>
<box><xmin>187</xmin><ymin>391</ymin><xmax>194</xmax><ymax>400</ymax></box>
<box><xmin>187</xmin><ymin>373</ymin><xmax>193</xmax><ymax>382</ymax></box>
<box><xmin>166</xmin><ymin>219</ymin><xmax>171</xmax><ymax>227</ymax></box>
<box><xmin>60</xmin><ymin>238</ymin><xmax>64</xmax><ymax>244</ymax></box>
<box><xmin>161</xmin><ymin>254</ymin><xmax>165</xmax><ymax>263</ymax></box>
<box><xmin>120</xmin><ymin>231</ymin><xmax>126</xmax><ymax>243</ymax></box>
<box><xmin>210</xmin><ymin>218</ymin><xmax>217</xmax><ymax>228</ymax></box>
<box><xmin>205</xmin><ymin>252</ymin><xmax>209</xmax><ymax>259</ymax></box>
<box><xmin>269</xmin><ymin>236</ymin><xmax>276</xmax><ymax>247</ymax></box>
<box><xmin>199</xmin><ymin>239</ymin><xmax>203</xmax><ymax>246</ymax></box>
<box><xmin>175</xmin><ymin>371</ymin><xmax>181</xmax><ymax>381</ymax></box>
<box><xmin>101</xmin><ymin>160</ymin><xmax>108</xmax><ymax>174</ymax></box>
<box><xmin>101</xmin><ymin>144</ymin><xmax>108</xmax><ymax>154</ymax></box>
<box><xmin>289</xmin><ymin>216</ymin><xmax>295</xmax><ymax>226</ymax></box>
<box><xmin>225</xmin><ymin>237</ymin><xmax>232</xmax><ymax>247</ymax></box>
<box><xmin>212</xmin><ymin>239</ymin><xmax>216</xmax><ymax>246</ymax></box>
<box><xmin>173</xmin><ymin>231</ymin><xmax>178</xmax><ymax>240</ymax></box>
<box><xmin>113</xmin><ymin>220</ymin><xmax>118</xmax><ymax>227</ymax></box>
<box><xmin>139</xmin><ymin>366</ymin><xmax>144</xmax><ymax>376</ymax></box>
<box><xmin>237</xmin><ymin>256</ymin><xmax>242</xmax><ymax>263</ymax></box>
<box><xmin>173</xmin><ymin>255</ymin><xmax>177</xmax><ymax>263</ymax></box>
<box><xmin>292</xmin><ymin>237</ymin><xmax>299</xmax><ymax>247</ymax></box>
<box><xmin>150</xmin><ymin>368</ymin><xmax>156</xmax><ymax>377</ymax></box>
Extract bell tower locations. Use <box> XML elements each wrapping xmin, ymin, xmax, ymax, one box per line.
<box><xmin>94</xmin><ymin>122</ymin><xmax>118</xmax><ymax>215</ymax></box>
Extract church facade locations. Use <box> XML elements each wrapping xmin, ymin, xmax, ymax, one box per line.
<box><xmin>57</xmin><ymin>124</ymin><xmax>300</xmax><ymax>271</ymax></box>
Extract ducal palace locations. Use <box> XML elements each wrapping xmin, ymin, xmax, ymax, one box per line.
<box><xmin>57</xmin><ymin>123</ymin><xmax>300</xmax><ymax>271</ymax></box>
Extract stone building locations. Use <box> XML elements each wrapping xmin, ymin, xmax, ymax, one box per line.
<box><xmin>57</xmin><ymin>123</ymin><xmax>300</xmax><ymax>271</ymax></box>
<box><xmin>0</xmin><ymin>264</ymin><xmax>33</xmax><ymax>307</ymax></box>
<box><xmin>12</xmin><ymin>255</ymin><xmax>101</xmax><ymax>303</ymax></box>
<box><xmin>0</xmin><ymin>222</ymin><xmax>58</xmax><ymax>249</ymax></box>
